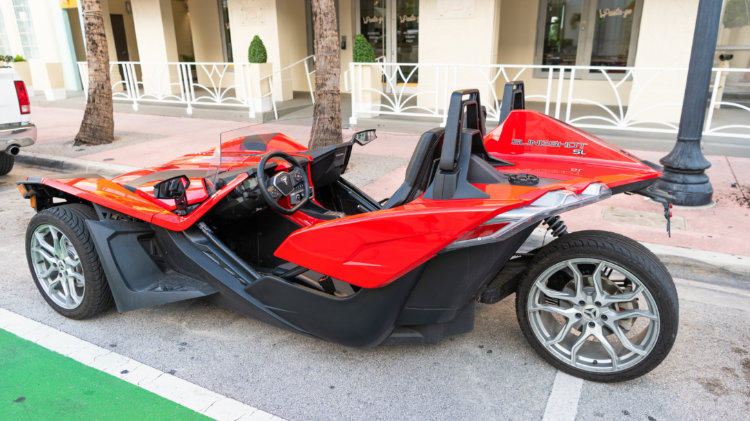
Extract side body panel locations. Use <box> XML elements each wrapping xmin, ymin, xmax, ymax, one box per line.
<box><xmin>275</xmin><ymin>110</ymin><xmax>661</xmax><ymax>289</ymax></box>
<box><xmin>274</xmin><ymin>201</ymin><xmax>523</xmax><ymax>288</ymax></box>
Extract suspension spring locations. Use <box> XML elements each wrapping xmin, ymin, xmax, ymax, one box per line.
<box><xmin>543</xmin><ymin>215</ymin><xmax>568</xmax><ymax>237</ymax></box>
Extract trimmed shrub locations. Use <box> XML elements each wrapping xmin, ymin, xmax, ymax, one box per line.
<box><xmin>13</xmin><ymin>55</ymin><xmax>26</xmax><ymax>62</ymax></box>
<box><xmin>353</xmin><ymin>34</ymin><xmax>376</xmax><ymax>63</ymax></box>
<box><xmin>248</xmin><ymin>35</ymin><xmax>268</xmax><ymax>63</ymax></box>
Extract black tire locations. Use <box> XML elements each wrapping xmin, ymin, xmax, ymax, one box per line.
<box><xmin>25</xmin><ymin>204</ymin><xmax>113</xmax><ymax>319</ymax></box>
<box><xmin>515</xmin><ymin>230</ymin><xmax>678</xmax><ymax>382</ymax></box>
<box><xmin>0</xmin><ymin>152</ymin><xmax>14</xmax><ymax>175</ymax></box>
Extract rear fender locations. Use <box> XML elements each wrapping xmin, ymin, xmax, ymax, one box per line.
<box><xmin>484</xmin><ymin>110</ymin><xmax>662</xmax><ymax>192</ymax></box>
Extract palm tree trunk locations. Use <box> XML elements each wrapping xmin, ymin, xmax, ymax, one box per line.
<box><xmin>309</xmin><ymin>0</ymin><xmax>343</xmax><ymax>149</ymax></box>
<box><xmin>75</xmin><ymin>0</ymin><xmax>114</xmax><ymax>146</ymax></box>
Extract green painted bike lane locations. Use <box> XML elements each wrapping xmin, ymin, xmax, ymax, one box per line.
<box><xmin>0</xmin><ymin>329</ymin><xmax>210</xmax><ymax>420</ymax></box>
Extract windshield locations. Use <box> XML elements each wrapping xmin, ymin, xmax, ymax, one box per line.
<box><xmin>207</xmin><ymin>126</ymin><xmax>309</xmax><ymax>191</ymax></box>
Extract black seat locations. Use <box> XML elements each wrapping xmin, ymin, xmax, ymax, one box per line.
<box><xmin>382</xmin><ymin>128</ymin><xmax>444</xmax><ymax>209</ymax></box>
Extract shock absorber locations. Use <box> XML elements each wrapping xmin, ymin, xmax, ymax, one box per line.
<box><xmin>543</xmin><ymin>215</ymin><xmax>568</xmax><ymax>237</ymax></box>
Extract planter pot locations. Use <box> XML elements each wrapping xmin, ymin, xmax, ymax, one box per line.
<box><xmin>29</xmin><ymin>61</ymin><xmax>66</xmax><ymax>100</ymax></box>
<box><xmin>12</xmin><ymin>61</ymin><xmax>33</xmax><ymax>91</ymax></box>
<box><xmin>245</xmin><ymin>62</ymin><xmax>274</xmax><ymax>113</ymax></box>
<box><xmin>354</xmin><ymin>65</ymin><xmax>382</xmax><ymax>118</ymax></box>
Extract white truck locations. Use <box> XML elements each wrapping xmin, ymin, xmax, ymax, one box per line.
<box><xmin>0</xmin><ymin>66</ymin><xmax>36</xmax><ymax>175</ymax></box>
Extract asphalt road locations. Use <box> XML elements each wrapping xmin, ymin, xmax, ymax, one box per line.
<box><xmin>1</xmin><ymin>165</ymin><xmax>749</xmax><ymax>421</ymax></box>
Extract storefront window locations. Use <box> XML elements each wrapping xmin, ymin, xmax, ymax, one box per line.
<box><xmin>218</xmin><ymin>0</ymin><xmax>233</xmax><ymax>62</ymax></box>
<box><xmin>0</xmin><ymin>6</ymin><xmax>10</xmax><ymax>55</ymax></box>
<box><xmin>541</xmin><ymin>0</ymin><xmax>583</xmax><ymax>66</ymax></box>
<box><xmin>12</xmin><ymin>0</ymin><xmax>39</xmax><ymax>59</ymax></box>
<box><xmin>360</xmin><ymin>0</ymin><xmax>387</xmax><ymax>59</ymax></box>
<box><xmin>357</xmin><ymin>0</ymin><xmax>419</xmax><ymax>83</ymax></box>
<box><xmin>536</xmin><ymin>0</ymin><xmax>642</xmax><ymax>72</ymax></box>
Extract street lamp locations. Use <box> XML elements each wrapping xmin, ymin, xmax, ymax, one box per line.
<box><xmin>653</xmin><ymin>0</ymin><xmax>723</xmax><ymax>206</ymax></box>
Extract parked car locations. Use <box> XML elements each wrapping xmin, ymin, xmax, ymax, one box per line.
<box><xmin>0</xmin><ymin>65</ymin><xmax>36</xmax><ymax>175</ymax></box>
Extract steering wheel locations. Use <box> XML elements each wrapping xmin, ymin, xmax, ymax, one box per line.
<box><xmin>256</xmin><ymin>151</ymin><xmax>311</xmax><ymax>215</ymax></box>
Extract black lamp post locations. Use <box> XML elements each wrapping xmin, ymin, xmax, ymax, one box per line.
<box><xmin>653</xmin><ymin>0</ymin><xmax>723</xmax><ymax>206</ymax></box>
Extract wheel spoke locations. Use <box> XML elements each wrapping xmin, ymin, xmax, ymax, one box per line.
<box><xmin>605</xmin><ymin>320</ymin><xmax>647</xmax><ymax>356</ymax></box>
<box><xmin>31</xmin><ymin>246</ymin><xmax>56</xmax><ymax>264</ymax></box>
<box><xmin>37</xmin><ymin>264</ymin><xmax>55</xmax><ymax>278</ymax></box>
<box><xmin>593</xmin><ymin>327</ymin><xmax>619</xmax><ymax>370</ymax></box>
<box><xmin>529</xmin><ymin>304</ymin><xmax>578</xmax><ymax>318</ymax></box>
<box><xmin>65</xmin><ymin>257</ymin><xmax>81</xmax><ymax>268</ymax></box>
<box><xmin>592</xmin><ymin>261</ymin><xmax>607</xmax><ymax>300</ymax></box>
<box><xmin>68</xmin><ymin>270</ymin><xmax>85</xmax><ymax>288</ymax></box>
<box><xmin>49</xmin><ymin>279</ymin><xmax>61</xmax><ymax>291</ymax></box>
<box><xmin>602</xmin><ymin>285</ymin><xmax>644</xmax><ymax>305</ymax></box>
<box><xmin>67</xmin><ymin>277</ymin><xmax>82</xmax><ymax>304</ymax></box>
<box><xmin>34</xmin><ymin>230</ymin><xmax>55</xmax><ymax>254</ymax></box>
<box><xmin>535</xmin><ymin>281</ymin><xmax>578</xmax><ymax>304</ymax></box>
<box><xmin>51</xmin><ymin>227</ymin><xmax>63</xmax><ymax>258</ymax></box>
<box><xmin>569</xmin><ymin>328</ymin><xmax>593</xmax><ymax>366</ymax></box>
<box><xmin>608</xmin><ymin>309</ymin><xmax>657</xmax><ymax>321</ymax></box>
<box><xmin>65</xmin><ymin>290</ymin><xmax>75</xmax><ymax>306</ymax></box>
<box><xmin>59</xmin><ymin>273</ymin><xmax>70</xmax><ymax>295</ymax></box>
<box><xmin>545</xmin><ymin>317</ymin><xmax>578</xmax><ymax>347</ymax></box>
<box><xmin>567</xmin><ymin>261</ymin><xmax>584</xmax><ymax>299</ymax></box>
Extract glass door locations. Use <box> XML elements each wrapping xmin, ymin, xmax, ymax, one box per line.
<box><xmin>395</xmin><ymin>0</ymin><xmax>419</xmax><ymax>83</ymax></box>
<box><xmin>359</xmin><ymin>0</ymin><xmax>419</xmax><ymax>83</ymax></box>
<box><xmin>359</xmin><ymin>0</ymin><xmax>387</xmax><ymax>59</ymax></box>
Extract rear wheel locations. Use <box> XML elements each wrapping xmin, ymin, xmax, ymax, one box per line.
<box><xmin>516</xmin><ymin>230</ymin><xmax>678</xmax><ymax>382</ymax></box>
<box><xmin>0</xmin><ymin>152</ymin><xmax>14</xmax><ymax>175</ymax></box>
<box><xmin>25</xmin><ymin>204</ymin><xmax>113</xmax><ymax>319</ymax></box>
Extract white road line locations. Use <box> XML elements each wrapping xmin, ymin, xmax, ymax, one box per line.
<box><xmin>0</xmin><ymin>308</ymin><xmax>284</xmax><ymax>421</ymax></box>
<box><xmin>541</xmin><ymin>370</ymin><xmax>583</xmax><ymax>421</ymax></box>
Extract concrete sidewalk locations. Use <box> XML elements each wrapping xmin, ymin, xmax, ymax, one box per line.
<box><xmin>15</xmin><ymin>105</ymin><xmax>750</xmax><ymax>275</ymax></box>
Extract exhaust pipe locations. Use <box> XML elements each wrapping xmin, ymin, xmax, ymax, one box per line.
<box><xmin>5</xmin><ymin>145</ymin><xmax>20</xmax><ymax>156</ymax></box>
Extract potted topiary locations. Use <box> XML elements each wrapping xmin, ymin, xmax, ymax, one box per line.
<box><xmin>245</xmin><ymin>35</ymin><xmax>274</xmax><ymax>112</ymax></box>
<box><xmin>11</xmin><ymin>55</ymin><xmax>32</xmax><ymax>91</ymax></box>
<box><xmin>352</xmin><ymin>34</ymin><xmax>381</xmax><ymax>118</ymax></box>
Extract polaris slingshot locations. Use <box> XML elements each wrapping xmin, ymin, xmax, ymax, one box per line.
<box><xmin>19</xmin><ymin>88</ymin><xmax>678</xmax><ymax>382</ymax></box>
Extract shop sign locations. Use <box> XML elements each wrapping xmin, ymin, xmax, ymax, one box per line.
<box><xmin>399</xmin><ymin>14</ymin><xmax>418</xmax><ymax>24</ymax></box>
<box><xmin>598</xmin><ymin>7</ymin><xmax>633</xmax><ymax>20</ymax></box>
<box><xmin>60</xmin><ymin>0</ymin><xmax>78</xmax><ymax>8</ymax></box>
<box><xmin>362</xmin><ymin>15</ymin><xmax>384</xmax><ymax>25</ymax></box>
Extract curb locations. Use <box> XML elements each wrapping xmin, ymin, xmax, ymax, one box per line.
<box><xmin>643</xmin><ymin>242</ymin><xmax>750</xmax><ymax>281</ymax></box>
<box><xmin>525</xmin><ymin>229</ymin><xmax>750</xmax><ymax>281</ymax></box>
<box><xmin>16</xmin><ymin>151</ymin><xmax>136</xmax><ymax>178</ymax></box>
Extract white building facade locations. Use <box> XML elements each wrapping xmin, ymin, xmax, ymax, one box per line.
<box><xmin>1</xmin><ymin>0</ymin><xmax>748</xmax><ymax>136</ymax></box>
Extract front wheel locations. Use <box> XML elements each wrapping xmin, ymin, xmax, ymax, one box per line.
<box><xmin>516</xmin><ymin>230</ymin><xmax>678</xmax><ymax>382</ymax></box>
<box><xmin>25</xmin><ymin>204</ymin><xmax>113</xmax><ymax>319</ymax></box>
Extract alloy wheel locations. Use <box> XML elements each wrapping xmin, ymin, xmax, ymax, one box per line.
<box><xmin>526</xmin><ymin>258</ymin><xmax>660</xmax><ymax>373</ymax></box>
<box><xmin>29</xmin><ymin>224</ymin><xmax>86</xmax><ymax>310</ymax></box>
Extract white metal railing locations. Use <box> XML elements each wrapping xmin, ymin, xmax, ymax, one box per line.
<box><xmin>77</xmin><ymin>56</ymin><xmax>316</xmax><ymax>119</ymax></box>
<box><xmin>348</xmin><ymin>62</ymin><xmax>750</xmax><ymax>139</ymax></box>
<box><xmin>705</xmin><ymin>67</ymin><xmax>750</xmax><ymax>138</ymax></box>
